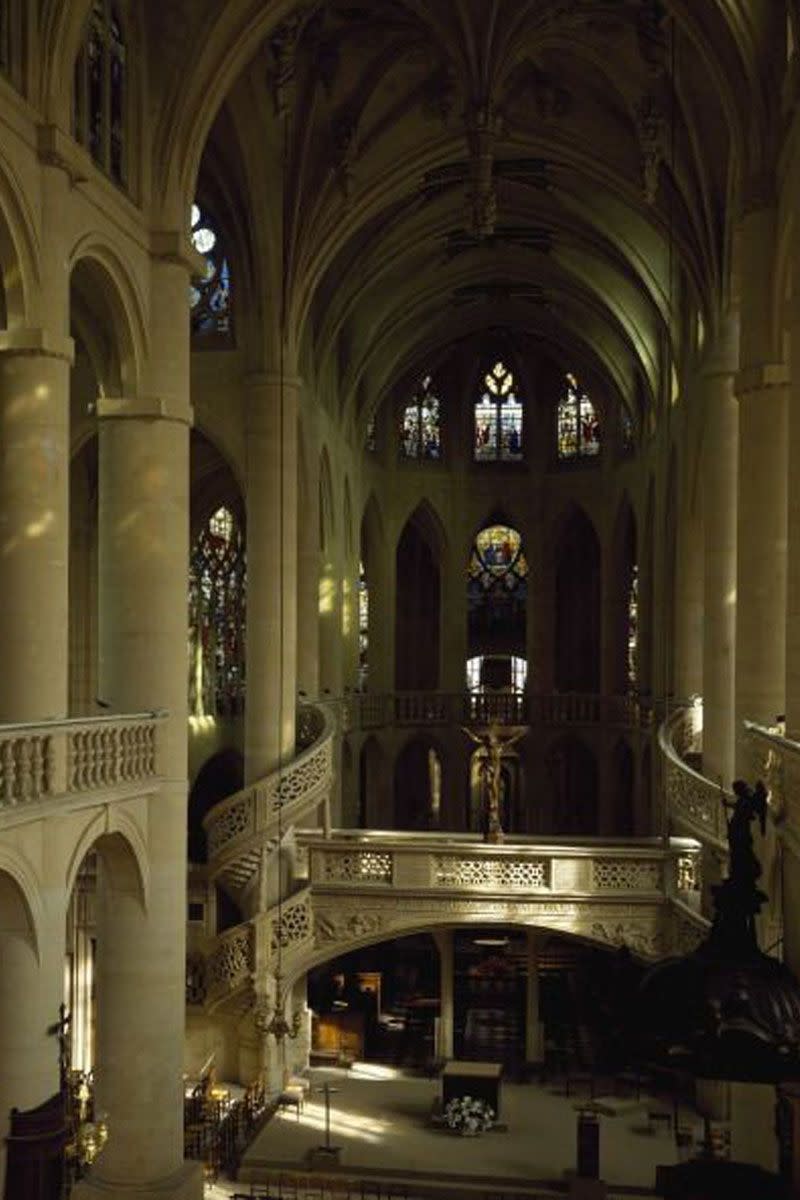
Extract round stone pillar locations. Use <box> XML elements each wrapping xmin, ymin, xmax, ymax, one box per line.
<box><xmin>734</xmin><ymin>197</ymin><xmax>788</xmax><ymax>766</ymax></box>
<box><xmin>0</xmin><ymin>880</ymin><xmax>62</xmax><ymax>1193</ymax></box>
<box><xmin>296</xmin><ymin>418</ymin><xmax>320</xmax><ymax>700</ymax></box>
<box><xmin>525</xmin><ymin>930</ymin><xmax>544</xmax><ymax>1064</ymax></box>
<box><xmin>244</xmin><ymin>374</ymin><xmax>299</xmax><ymax>784</ymax></box>
<box><xmin>701</xmin><ymin>343</ymin><xmax>739</xmax><ymax>788</ymax></box>
<box><xmin>0</xmin><ymin>332</ymin><xmax>72</xmax><ymax>721</ymax></box>
<box><xmin>734</xmin><ymin>369</ymin><xmax>787</xmax><ymax>762</ymax></box>
<box><xmin>434</xmin><ymin>928</ymin><xmax>454</xmax><ymax>1059</ymax></box>
<box><xmin>75</xmin><ymin>250</ymin><xmax>201</xmax><ymax>1200</ymax></box>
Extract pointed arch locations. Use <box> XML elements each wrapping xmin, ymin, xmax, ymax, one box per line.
<box><xmin>343</xmin><ymin>476</ymin><xmax>353</xmax><ymax>558</ymax></box>
<box><xmin>69</xmin><ymin>239</ymin><xmax>147</xmax><ymax>398</ymax></box>
<box><xmin>545</xmin><ymin>734</ymin><xmax>598</xmax><ymax>836</ymax></box>
<box><xmin>473</xmin><ymin>353</ymin><xmax>524</xmax><ymax>462</ymax></box>
<box><xmin>612</xmin><ymin>737</ymin><xmax>635</xmax><ymax>836</ymax></box>
<box><xmin>318</xmin><ymin>445</ymin><xmax>335</xmax><ymax>554</ymax></box>
<box><xmin>554</xmin><ymin>505</ymin><xmax>601</xmax><ymax>692</ymax></box>
<box><xmin>393</xmin><ymin>734</ymin><xmax>445</xmax><ymax>831</ymax></box>
<box><xmin>611</xmin><ymin>494</ymin><xmax>638</xmax><ymax>693</ymax></box>
<box><xmin>395</xmin><ymin>501</ymin><xmax>444</xmax><ymax>690</ymax></box>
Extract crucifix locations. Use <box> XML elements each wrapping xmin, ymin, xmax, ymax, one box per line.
<box><xmin>462</xmin><ymin>723</ymin><xmax>526</xmax><ymax>842</ymax></box>
<box><xmin>314</xmin><ymin>1081</ymin><xmax>340</xmax><ymax>1152</ymax></box>
<box><xmin>48</xmin><ymin>1002</ymin><xmax>72</xmax><ymax>1093</ymax></box>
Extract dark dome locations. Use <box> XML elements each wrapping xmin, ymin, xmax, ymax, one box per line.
<box><xmin>638</xmin><ymin>939</ymin><xmax>800</xmax><ymax>1082</ymax></box>
<box><xmin>639</xmin><ymin>780</ymin><xmax>800</xmax><ymax>1083</ymax></box>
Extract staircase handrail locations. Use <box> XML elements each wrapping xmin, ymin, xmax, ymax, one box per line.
<box><xmin>204</xmin><ymin>702</ymin><xmax>335</xmax><ymax>866</ymax></box>
<box><xmin>659</xmin><ymin>704</ymin><xmax>729</xmax><ymax>850</ymax></box>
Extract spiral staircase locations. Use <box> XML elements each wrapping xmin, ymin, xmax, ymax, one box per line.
<box><xmin>195</xmin><ymin>696</ymin><xmax>734</xmax><ymax>1031</ymax></box>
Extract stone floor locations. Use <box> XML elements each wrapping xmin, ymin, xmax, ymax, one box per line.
<box><xmin>237</xmin><ymin>1065</ymin><xmax>693</xmax><ymax>1193</ymax></box>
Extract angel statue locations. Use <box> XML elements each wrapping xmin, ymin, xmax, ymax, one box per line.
<box><xmin>462</xmin><ymin>723</ymin><xmax>526</xmax><ymax>842</ymax></box>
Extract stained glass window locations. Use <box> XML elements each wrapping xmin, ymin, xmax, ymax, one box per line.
<box><xmin>189</xmin><ymin>505</ymin><xmax>246</xmax><ymax>717</ymax></box>
<box><xmin>358</xmin><ymin>559</ymin><xmax>369</xmax><ymax>690</ymax></box>
<box><xmin>626</xmin><ymin>563</ymin><xmax>639</xmax><ymax>687</ymax></box>
<box><xmin>73</xmin><ymin>1</ymin><xmax>127</xmax><ymax>185</ymax></box>
<box><xmin>468</xmin><ymin>524</ymin><xmax>528</xmax><ymax>642</ymax></box>
<box><xmin>401</xmin><ymin>375</ymin><xmax>441</xmax><ymax>459</ymax></box>
<box><xmin>190</xmin><ymin>202</ymin><xmax>232</xmax><ymax>338</ymax></box>
<box><xmin>365</xmin><ymin>415</ymin><xmax>376</xmax><ymax>453</ymax></box>
<box><xmin>474</xmin><ymin>360</ymin><xmax>523</xmax><ymax>462</ymax></box>
<box><xmin>557</xmin><ymin>373</ymin><xmax>601</xmax><ymax>460</ymax></box>
<box><xmin>466</xmin><ymin>655</ymin><xmax>527</xmax><ymax>692</ymax></box>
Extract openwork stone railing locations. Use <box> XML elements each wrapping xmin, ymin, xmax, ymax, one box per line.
<box><xmin>0</xmin><ymin>712</ymin><xmax>163</xmax><ymax>808</ymax></box>
<box><xmin>206</xmin><ymin>922</ymin><xmax>254</xmax><ymax>1003</ymax></box>
<box><xmin>202</xmin><ymin>832</ymin><xmax>703</xmax><ymax>1006</ymax></box>
<box><xmin>270</xmin><ymin>887</ymin><xmax>314</xmax><ymax>954</ymax></box>
<box><xmin>347</xmin><ymin>691</ymin><xmax>653</xmax><ymax>732</ymax></box>
<box><xmin>660</xmin><ymin>705</ymin><xmax>728</xmax><ymax>850</ymax></box>
<box><xmin>205</xmin><ymin>703</ymin><xmax>335</xmax><ymax>867</ymax></box>
<box><xmin>302</xmin><ymin>831</ymin><xmax>695</xmax><ymax>901</ymax></box>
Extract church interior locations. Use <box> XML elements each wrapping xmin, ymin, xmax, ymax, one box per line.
<box><xmin>3</xmin><ymin>1</ymin><xmax>800</xmax><ymax>1198</ymax></box>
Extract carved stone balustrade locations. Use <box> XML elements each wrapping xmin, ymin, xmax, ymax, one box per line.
<box><xmin>206</xmin><ymin>922</ymin><xmax>255</xmax><ymax>1006</ymax></box>
<box><xmin>347</xmin><ymin>691</ymin><xmax>654</xmax><ymax>732</ymax></box>
<box><xmin>660</xmin><ymin>705</ymin><xmax>729</xmax><ymax>851</ymax></box>
<box><xmin>204</xmin><ymin>703</ymin><xmax>335</xmax><ymax>896</ymax></box>
<box><xmin>0</xmin><ymin>712</ymin><xmax>163</xmax><ymax>811</ymax></box>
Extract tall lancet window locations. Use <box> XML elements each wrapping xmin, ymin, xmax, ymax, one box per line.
<box><xmin>557</xmin><ymin>373</ymin><xmax>601</xmax><ymax>460</ymax></box>
<box><xmin>189</xmin><ymin>506</ymin><xmax>246</xmax><ymax>717</ymax></box>
<box><xmin>474</xmin><ymin>360</ymin><xmax>523</xmax><ymax>462</ymax></box>
<box><xmin>73</xmin><ymin>1</ymin><xmax>127</xmax><ymax>184</ymax></box>
<box><xmin>626</xmin><ymin>563</ymin><xmax>639</xmax><ymax>688</ymax></box>
<box><xmin>190</xmin><ymin>202</ymin><xmax>232</xmax><ymax>339</ymax></box>
<box><xmin>358</xmin><ymin>560</ymin><xmax>369</xmax><ymax>690</ymax></box>
<box><xmin>401</xmin><ymin>374</ymin><xmax>441</xmax><ymax>459</ymax></box>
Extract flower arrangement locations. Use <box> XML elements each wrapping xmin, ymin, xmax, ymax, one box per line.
<box><xmin>443</xmin><ymin>1094</ymin><xmax>495</xmax><ymax>1136</ymax></box>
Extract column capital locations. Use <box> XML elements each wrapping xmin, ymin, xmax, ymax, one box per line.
<box><xmin>244</xmin><ymin>371</ymin><xmax>303</xmax><ymax>433</ymax></box>
<box><xmin>735</xmin><ymin>362</ymin><xmax>789</xmax><ymax>399</ymax></box>
<box><xmin>0</xmin><ymin>328</ymin><xmax>74</xmax><ymax>364</ymax></box>
<box><xmin>150</xmin><ymin>229</ymin><xmax>205</xmax><ymax>280</ymax></box>
<box><xmin>96</xmin><ymin>394</ymin><xmax>193</xmax><ymax>426</ymax></box>
<box><xmin>244</xmin><ymin>370</ymin><xmax>303</xmax><ymax>393</ymax></box>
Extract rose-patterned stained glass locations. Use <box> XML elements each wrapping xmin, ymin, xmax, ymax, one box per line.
<box><xmin>190</xmin><ymin>203</ymin><xmax>232</xmax><ymax>338</ymax></box>
<box><xmin>358</xmin><ymin>559</ymin><xmax>369</xmax><ymax>689</ymax></box>
<box><xmin>189</xmin><ymin>505</ymin><xmax>245</xmax><ymax>717</ymax></box>
<box><xmin>468</xmin><ymin>526</ymin><xmax>528</xmax><ymax>597</ymax></box>
<box><xmin>627</xmin><ymin>562</ymin><xmax>639</xmax><ymax>687</ymax></box>
<box><xmin>474</xmin><ymin>360</ymin><xmax>523</xmax><ymax>462</ymax></box>
<box><xmin>468</xmin><ymin>524</ymin><xmax>528</xmax><ymax>643</ymax></box>
<box><xmin>73</xmin><ymin>1</ymin><xmax>127</xmax><ymax>184</ymax></box>
<box><xmin>400</xmin><ymin>375</ymin><xmax>441</xmax><ymax>459</ymax></box>
<box><xmin>557</xmin><ymin>373</ymin><xmax>601</xmax><ymax>460</ymax></box>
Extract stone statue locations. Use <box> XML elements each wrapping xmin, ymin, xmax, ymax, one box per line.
<box><xmin>712</xmin><ymin>778</ymin><xmax>769</xmax><ymax>951</ymax></box>
<box><xmin>462</xmin><ymin>723</ymin><xmax>526</xmax><ymax>842</ymax></box>
<box><xmin>724</xmin><ymin>778</ymin><xmax>768</xmax><ymax>888</ymax></box>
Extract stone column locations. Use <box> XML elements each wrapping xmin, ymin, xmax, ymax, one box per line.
<box><xmin>0</xmin><ymin>331</ymin><xmax>72</xmax><ymax>721</ymax></box>
<box><xmin>673</xmin><ymin>397</ymin><xmax>704</xmax><ymax>701</ymax></box>
<box><xmin>75</xmin><ymin>251</ymin><xmax>201</xmax><ymax>1200</ymax></box>
<box><xmin>524</xmin><ymin>930</ymin><xmax>544</xmax><ymax>1063</ymax></box>
<box><xmin>296</xmin><ymin>416</ymin><xmax>320</xmax><ymax>700</ymax></box>
<box><xmin>440</xmin><ymin>533</ymin><xmax>467</xmax><ymax>694</ymax></box>
<box><xmin>433</xmin><ymin>929</ymin><xmax>454</xmax><ymax>1060</ymax></box>
<box><xmin>0</xmin><ymin>883</ymin><xmax>62</xmax><ymax>1193</ymax></box>
<box><xmin>700</xmin><ymin>331</ymin><xmax>739</xmax><ymax>788</ymax></box>
<box><xmin>734</xmin><ymin>199</ymin><xmax>787</xmax><ymax>766</ymax></box>
<box><xmin>244</xmin><ymin>373</ymin><xmax>299</xmax><ymax>784</ymax></box>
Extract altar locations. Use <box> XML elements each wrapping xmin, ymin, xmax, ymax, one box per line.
<box><xmin>441</xmin><ymin>1060</ymin><xmax>503</xmax><ymax>1117</ymax></box>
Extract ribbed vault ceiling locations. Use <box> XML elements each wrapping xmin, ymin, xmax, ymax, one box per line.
<box><xmin>187</xmin><ymin>0</ymin><xmax>783</xmax><ymax>432</ymax></box>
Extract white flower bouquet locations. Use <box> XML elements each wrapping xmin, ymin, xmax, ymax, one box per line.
<box><xmin>443</xmin><ymin>1094</ymin><xmax>495</xmax><ymax>1136</ymax></box>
